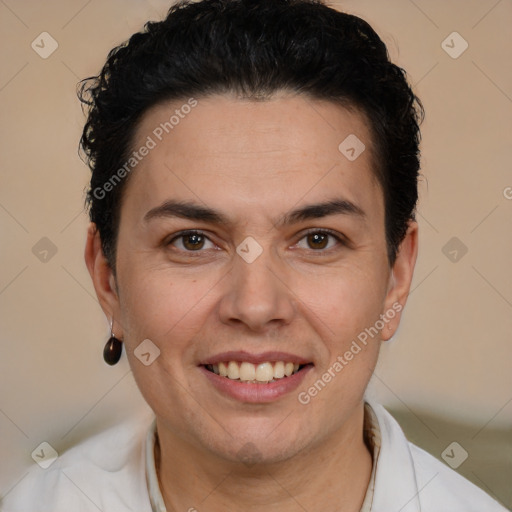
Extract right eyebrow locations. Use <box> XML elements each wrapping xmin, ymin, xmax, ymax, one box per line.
<box><xmin>143</xmin><ymin>200</ymin><xmax>229</xmax><ymax>225</ymax></box>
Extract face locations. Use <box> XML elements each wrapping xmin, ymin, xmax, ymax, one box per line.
<box><xmin>86</xmin><ymin>92</ymin><xmax>417</xmax><ymax>465</ymax></box>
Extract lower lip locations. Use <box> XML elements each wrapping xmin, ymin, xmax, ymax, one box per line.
<box><xmin>199</xmin><ymin>365</ymin><xmax>313</xmax><ymax>403</ymax></box>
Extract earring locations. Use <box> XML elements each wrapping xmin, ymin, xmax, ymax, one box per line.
<box><xmin>103</xmin><ymin>318</ymin><xmax>122</xmax><ymax>365</ymax></box>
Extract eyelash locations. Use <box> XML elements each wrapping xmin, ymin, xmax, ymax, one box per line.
<box><xmin>166</xmin><ymin>228</ymin><xmax>347</xmax><ymax>254</ymax></box>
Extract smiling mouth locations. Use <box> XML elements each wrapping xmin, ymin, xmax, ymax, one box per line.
<box><xmin>203</xmin><ymin>361</ymin><xmax>312</xmax><ymax>384</ymax></box>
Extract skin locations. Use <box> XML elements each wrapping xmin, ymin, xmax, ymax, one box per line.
<box><xmin>85</xmin><ymin>92</ymin><xmax>418</xmax><ymax>512</ymax></box>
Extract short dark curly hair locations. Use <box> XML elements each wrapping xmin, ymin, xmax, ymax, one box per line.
<box><xmin>78</xmin><ymin>0</ymin><xmax>423</xmax><ymax>275</ymax></box>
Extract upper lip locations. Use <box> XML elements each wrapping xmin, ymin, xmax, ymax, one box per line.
<box><xmin>199</xmin><ymin>351</ymin><xmax>312</xmax><ymax>366</ymax></box>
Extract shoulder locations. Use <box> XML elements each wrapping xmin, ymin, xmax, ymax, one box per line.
<box><xmin>408</xmin><ymin>442</ymin><xmax>508</xmax><ymax>512</ymax></box>
<box><xmin>0</xmin><ymin>412</ymin><xmax>154</xmax><ymax>512</ymax></box>
<box><xmin>367</xmin><ymin>401</ymin><xmax>508</xmax><ymax>512</ymax></box>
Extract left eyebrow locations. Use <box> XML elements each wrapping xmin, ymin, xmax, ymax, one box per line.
<box><xmin>142</xmin><ymin>197</ymin><xmax>366</xmax><ymax>227</ymax></box>
<box><xmin>276</xmin><ymin>198</ymin><xmax>366</xmax><ymax>228</ymax></box>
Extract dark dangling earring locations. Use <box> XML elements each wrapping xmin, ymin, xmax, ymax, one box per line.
<box><xmin>103</xmin><ymin>318</ymin><xmax>123</xmax><ymax>365</ymax></box>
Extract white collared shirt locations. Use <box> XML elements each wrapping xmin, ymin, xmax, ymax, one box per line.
<box><xmin>2</xmin><ymin>400</ymin><xmax>508</xmax><ymax>512</ymax></box>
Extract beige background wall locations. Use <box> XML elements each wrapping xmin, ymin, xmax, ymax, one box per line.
<box><xmin>1</xmin><ymin>0</ymin><xmax>511</xmax><ymax>507</ymax></box>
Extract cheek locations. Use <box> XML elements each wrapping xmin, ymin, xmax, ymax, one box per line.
<box><xmin>116</xmin><ymin>269</ymin><xmax>212</xmax><ymax>419</ymax></box>
<box><xmin>117</xmin><ymin>258</ymin><xmax>206</xmax><ymax>331</ymax></box>
<box><xmin>294</xmin><ymin>263</ymin><xmax>387</xmax><ymax>339</ymax></box>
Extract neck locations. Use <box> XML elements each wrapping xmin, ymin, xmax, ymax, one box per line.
<box><xmin>156</xmin><ymin>403</ymin><xmax>373</xmax><ymax>512</ymax></box>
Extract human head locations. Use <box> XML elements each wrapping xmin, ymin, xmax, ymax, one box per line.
<box><xmin>83</xmin><ymin>0</ymin><xmax>421</xmax><ymax>470</ymax></box>
<box><xmin>79</xmin><ymin>0</ymin><xmax>423</xmax><ymax>275</ymax></box>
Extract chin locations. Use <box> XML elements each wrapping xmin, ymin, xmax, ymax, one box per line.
<box><xmin>218</xmin><ymin>439</ymin><xmax>306</xmax><ymax>467</ymax></box>
<box><xmin>200</xmin><ymin>419</ymin><xmax>313</xmax><ymax>466</ymax></box>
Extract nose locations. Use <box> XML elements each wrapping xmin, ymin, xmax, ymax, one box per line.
<box><xmin>217</xmin><ymin>243</ymin><xmax>296</xmax><ymax>333</ymax></box>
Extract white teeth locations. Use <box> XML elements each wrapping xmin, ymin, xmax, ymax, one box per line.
<box><xmin>209</xmin><ymin>361</ymin><xmax>304</xmax><ymax>383</ymax></box>
<box><xmin>273</xmin><ymin>361</ymin><xmax>285</xmax><ymax>378</ymax></box>
<box><xmin>218</xmin><ymin>361</ymin><xmax>228</xmax><ymax>377</ymax></box>
<box><xmin>239</xmin><ymin>362</ymin><xmax>256</xmax><ymax>381</ymax></box>
<box><xmin>227</xmin><ymin>361</ymin><xmax>240</xmax><ymax>380</ymax></box>
<box><xmin>255</xmin><ymin>362</ymin><xmax>274</xmax><ymax>382</ymax></box>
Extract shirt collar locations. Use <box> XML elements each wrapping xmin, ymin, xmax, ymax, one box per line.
<box><xmin>360</xmin><ymin>401</ymin><xmax>382</xmax><ymax>511</ymax></box>
<box><xmin>145</xmin><ymin>401</ymin><xmax>382</xmax><ymax>512</ymax></box>
<box><xmin>145</xmin><ymin>418</ymin><xmax>167</xmax><ymax>512</ymax></box>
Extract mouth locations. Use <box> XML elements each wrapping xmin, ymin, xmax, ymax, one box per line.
<box><xmin>202</xmin><ymin>361</ymin><xmax>312</xmax><ymax>383</ymax></box>
<box><xmin>198</xmin><ymin>352</ymin><xmax>314</xmax><ymax>403</ymax></box>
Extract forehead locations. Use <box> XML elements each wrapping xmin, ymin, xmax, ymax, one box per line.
<box><xmin>122</xmin><ymin>93</ymin><xmax>382</xmax><ymax>226</ymax></box>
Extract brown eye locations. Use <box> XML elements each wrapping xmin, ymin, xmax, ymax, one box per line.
<box><xmin>182</xmin><ymin>233</ymin><xmax>205</xmax><ymax>250</ymax></box>
<box><xmin>168</xmin><ymin>230</ymin><xmax>215</xmax><ymax>252</ymax></box>
<box><xmin>307</xmin><ymin>232</ymin><xmax>329</xmax><ymax>250</ymax></box>
<box><xmin>296</xmin><ymin>229</ymin><xmax>344</xmax><ymax>252</ymax></box>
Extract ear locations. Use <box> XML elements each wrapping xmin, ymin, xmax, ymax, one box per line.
<box><xmin>381</xmin><ymin>221</ymin><xmax>419</xmax><ymax>341</ymax></box>
<box><xmin>84</xmin><ymin>222</ymin><xmax>123</xmax><ymax>337</ymax></box>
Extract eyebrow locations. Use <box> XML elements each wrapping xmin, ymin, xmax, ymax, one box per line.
<box><xmin>143</xmin><ymin>197</ymin><xmax>366</xmax><ymax>227</ymax></box>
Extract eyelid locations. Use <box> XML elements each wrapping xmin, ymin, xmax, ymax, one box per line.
<box><xmin>166</xmin><ymin>229</ymin><xmax>217</xmax><ymax>251</ymax></box>
<box><xmin>294</xmin><ymin>227</ymin><xmax>348</xmax><ymax>250</ymax></box>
